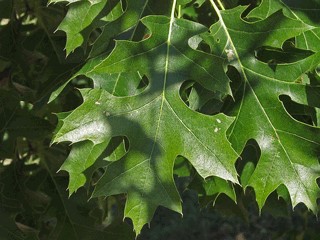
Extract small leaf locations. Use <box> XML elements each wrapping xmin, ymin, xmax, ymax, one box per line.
<box><xmin>248</xmin><ymin>0</ymin><xmax>320</xmax><ymax>51</ymax></box>
<box><xmin>56</xmin><ymin>0</ymin><xmax>108</xmax><ymax>55</ymax></box>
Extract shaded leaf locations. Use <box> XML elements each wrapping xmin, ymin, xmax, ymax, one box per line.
<box><xmin>207</xmin><ymin>3</ymin><xmax>320</xmax><ymax>212</ymax></box>
<box><xmin>54</xmin><ymin>14</ymin><xmax>239</xmax><ymax>235</ymax></box>
<box><xmin>56</xmin><ymin>0</ymin><xmax>109</xmax><ymax>55</ymax></box>
<box><xmin>248</xmin><ymin>0</ymin><xmax>320</xmax><ymax>51</ymax></box>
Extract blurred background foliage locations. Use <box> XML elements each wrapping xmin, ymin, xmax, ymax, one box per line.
<box><xmin>0</xmin><ymin>0</ymin><xmax>319</xmax><ymax>239</ymax></box>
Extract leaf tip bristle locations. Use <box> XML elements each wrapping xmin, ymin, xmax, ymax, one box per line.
<box><xmin>257</xmin><ymin>205</ymin><xmax>262</xmax><ymax>216</ymax></box>
<box><xmin>68</xmin><ymin>188</ymin><xmax>77</xmax><ymax>198</ymax></box>
<box><xmin>49</xmin><ymin>140</ymin><xmax>56</xmax><ymax>147</ymax></box>
<box><xmin>233</xmin><ymin>197</ymin><xmax>238</xmax><ymax>205</ymax></box>
<box><xmin>88</xmin><ymin>195</ymin><xmax>94</xmax><ymax>202</ymax></box>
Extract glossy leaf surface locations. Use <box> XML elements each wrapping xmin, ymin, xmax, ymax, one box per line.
<box><xmin>53</xmin><ymin>13</ymin><xmax>239</xmax><ymax>234</ymax></box>
<box><xmin>207</xmin><ymin>3</ymin><xmax>320</xmax><ymax>211</ymax></box>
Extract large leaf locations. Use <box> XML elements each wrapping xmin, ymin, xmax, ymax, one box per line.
<box><xmin>207</xmin><ymin>2</ymin><xmax>320</xmax><ymax>212</ymax></box>
<box><xmin>53</xmin><ymin>9</ymin><xmax>239</xmax><ymax>234</ymax></box>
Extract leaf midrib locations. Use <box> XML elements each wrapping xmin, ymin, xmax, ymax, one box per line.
<box><xmin>127</xmin><ymin>1</ymin><xmax>177</xmax><ymax>231</ymax></box>
<box><xmin>210</xmin><ymin>0</ymin><xmax>311</xmax><ymax>201</ymax></box>
<box><xmin>165</xmin><ymin>99</ymin><xmax>236</xmax><ymax>180</ymax></box>
<box><xmin>148</xmin><ymin>0</ymin><xmax>176</xmax><ymax>165</ymax></box>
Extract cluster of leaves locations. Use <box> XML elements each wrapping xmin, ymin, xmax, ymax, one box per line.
<box><xmin>1</xmin><ymin>0</ymin><xmax>320</xmax><ymax>239</ymax></box>
<box><xmin>0</xmin><ymin>0</ymin><xmax>134</xmax><ymax>239</ymax></box>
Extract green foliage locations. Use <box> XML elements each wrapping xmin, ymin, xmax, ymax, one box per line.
<box><xmin>53</xmin><ymin>14</ymin><xmax>239</xmax><ymax>234</ymax></box>
<box><xmin>1</xmin><ymin>0</ymin><xmax>320</xmax><ymax>239</ymax></box>
<box><xmin>207</xmin><ymin>4</ymin><xmax>320</xmax><ymax>212</ymax></box>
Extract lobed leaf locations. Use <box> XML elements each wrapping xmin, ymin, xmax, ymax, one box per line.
<box><xmin>207</xmin><ymin>3</ymin><xmax>320</xmax><ymax>212</ymax></box>
<box><xmin>248</xmin><ymin>0</ymin><xmax>320</xmax><ymax>51</ymax></box>
<box><xmin>54</xmin><ymin>13</ymin><xmax>239</xmax><ymax>234</ymax></box>
<box><xmin>55</xmin><ymin>0</ymin><xmax>109</xmax><ymax>55</ymax></box>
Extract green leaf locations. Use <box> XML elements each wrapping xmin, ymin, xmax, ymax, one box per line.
<box><xmin>248</xmin><ymin>0</ymin><xmax>320</xmax><ymax>51</ymax></box>
<box><xmin>208</xmin><ymin>3</ymin><xmax>320</xmax><ymax>212</ymax></box>
<box><xmin>54</xmin><ymin>13</ymin><xmax>239</xmax><ymax>234</ymax></box>
<box><xmin>55</xmin><ymin>0</ymin><xmax>171</xmax><ymax>57</ymax></box>
<box><xmin>49</xmin><ymin>0</ymin><xmax>81</xmax><ymax>3</ymax></box>
<box><xmin>58</xmin><ymin>0</ymin><xmax>106</xmax><ymax>55</ymax></box>
<box><xmin>0</xmin><ymin>90</ymin><xmax>51</xmax><ymax>158</ymax></box>
<box><xmin>89</xmin><ymin>0</ymin><xmax>172</xmax><ymax>57</ymax></box>
<box><xmin>56</xmin><ymin>0</ymin><xmax>109</xmax><ymax>55</ymax></box>
<box><xmin>48</xmin><ymin>0</ymin><xmax>171</xmax><ymax>102</ymax></box>
<box><xmin>43</xmin><ymin>147</ymin><xmax>135</xmax><ymax>240</ymax></box>
<box><xmin>0</xmin><ymin>144</ymin><xmax>134</xmax><ymax>240</ymax></box>
<box><xmin>190</xmin><ymin>175</ymin><xmax>236</xmax><ymax>206</ymax></box>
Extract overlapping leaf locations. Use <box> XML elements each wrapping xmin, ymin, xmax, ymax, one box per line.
<box><xmin>248</xmin><ymin>0</ymin><xmax>320</xmax><ymax>51</ymax></box>
<box><xmin>49</xmin><ymin>0</ymin><xmax>81</xmax><ymax>3</ymax></box>
<box><xmin>0</xmin><ymin>90</ymin><xmax>51</xmax><ymax>158</ymax></box>
<box><xmin>206</xmin><ymin>3</ymin><xmax>320</xmax><ymax>211</ymax></box>
<box><xmin>53</xmin><ymin>0</ymin><xmax>112</xmax><ymax>55</ymax></box>
<box><xmin>89</xmin><ymin>0</ymin><xmax>172</xmax><ymax>57</ymax></box>
<box><xmin>53</xmin><ymin>0</ymin><xmax>171</xmax><ymax>56</ymax></box>
<box><xmin>48</xmin><ymin>0</ymin><xmax>172</xmax><ymax>101</ymax></box>
<box><xmin>53</xmin><ymin>13</ymin><xmax>239</xmax><ymax>234</ymax></box>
